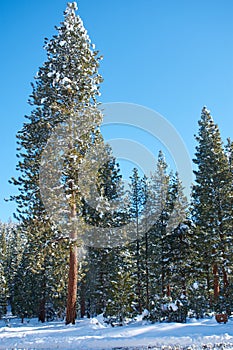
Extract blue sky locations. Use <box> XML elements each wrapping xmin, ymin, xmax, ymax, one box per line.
<box><xmin>0</xmin><ymin>0</ymin><xmax>233</xmax><ymax>222</ymax></box>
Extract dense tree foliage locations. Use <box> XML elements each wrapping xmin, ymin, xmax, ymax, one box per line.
<box><xmin>192</xmin><ymin>107</ymin><xmax>233</xmax><ymax>315</ymax></box>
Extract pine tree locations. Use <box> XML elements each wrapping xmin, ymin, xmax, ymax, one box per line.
<box><xmin>11</xmin><ymin>219</ymin><xmax>69</xmax><ymax>322</ymax></box>
<box><xmin>224</xmin><ymin>137</ymin><xmax>233</xmax><ymax>310</ymax></box>
<box><xmin>105</xmin><ymin>246</ymin><xmax>137</xmax><ymax>324</ymax></box>
<box><xmin>82</xmin><ymin>149</ymin><xmax>128</xmax><ymax>318</ymax></box>
<box><xmin>84</xmin><ymin>247</ymin><xmax>112</xmax><ymax>317</ymax></box>
<box><xmin>162</xmin><ymin>173</ymin><xmax>193</xmax><ymax>322</ymax></box>
<box><xmin>225</xmin><ymin>138</ymin><xmax>233</xmax><ymax>176</ymax></box>
<box><xmin>10</xmin><ymin>2</ymin><xmax>103</xmax><ymax>324</ymax></box>
<box><xmin>147</xmin><ymin>151</ymin><xmax>170</xmax><ymax>303</ymax></box>
<box><xmin>128</xmin><ymin>168</ymin><xmax>147</xmax><ymax>314</ymax></box>
<box><xmin>140</xmin><ymin>175</ymin><xmax>150</xmax><ymax>310</ymax></box>
<box><xmin>82</xmin><ymin>144</ymin><xmax>127</xmax><ymax>247</ymax></box>
<box><xmin>142</xmin><ymin>152</ymin><xmax>191</xmax><ymax>322</ymax></box>
<box><xmin>4</xmin><ymin>222</ymin><xmax>26</xmax><ymax>316</ymax></box>
<box><xmin>0</xmin><ymin>223</ymin><xmax>7</xmax><ymax>318</ymax></box>
<box><xmin>192</xmin><ymin>107</ymin><xmax>233</xmax><ymax>314</ymax></box>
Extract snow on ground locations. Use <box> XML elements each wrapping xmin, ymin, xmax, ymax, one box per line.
<box><xmin>0</xmin><ymin>315</ymin><xmax>233</xmax><ymax>349</ymax></box>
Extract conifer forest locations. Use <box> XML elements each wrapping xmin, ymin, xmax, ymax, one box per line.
<box><xmin>0</xmin><ymin>3</ymin><xmax>232</xmax><ymax>327</ymax></box>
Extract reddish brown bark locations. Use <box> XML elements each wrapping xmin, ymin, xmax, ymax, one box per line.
<box><xmin>65</xmin><ymin>177</ymin><xmax>78</xmax><ymax>325</ymax></box>
<box><xmin>166</xmin><ymin>284</ymin><xmax>171</xmax><ymax>297</ymax></box>
<box><xmin>65</xmin><ymin>244</ymin><xmax>78</xmax><ymax>324</ymax></box>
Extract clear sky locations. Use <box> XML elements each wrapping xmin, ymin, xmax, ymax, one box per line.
<box><xmin>0</xmin><ymin>0</ymin><xmax>233</xmax><ymax>222</ymax></box>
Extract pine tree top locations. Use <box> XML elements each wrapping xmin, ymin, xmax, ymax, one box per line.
<box><xmin>66</xmin><ymin>2</ymin><xmax>78</xmax><ymax>13</ymax></box>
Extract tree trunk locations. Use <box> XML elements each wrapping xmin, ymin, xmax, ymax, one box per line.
<box><xmin>38</xmin><ymin>298</ymin><xmax>46</xmax><ymax>323</ymax></box>
<box><xmin>38</xmin><ymin>272</ymin><xmax>46</xmax><ymax>323</ymax></box>
<box><xmin>66</xmin><ymin>244</ymin><xmax>78</xmax><ymax>324</ymax></box>
<box><xmin>80</xmin><ymin>297</ymin><xmax>85</xmax><ymax>318</ymax></box>
<box><xmin>166</xmin><ymin>284</ymin><xmax>171</xmax><ymax>297</ymax></box>
<box><xmin>65</xmin><ymin>178</ymin><xmax>78</xmax><ymax>325</ymax></box>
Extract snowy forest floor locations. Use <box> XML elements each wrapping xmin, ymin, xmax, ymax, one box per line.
<box><xmin>0</xmin><ymin>314</ymin><xmax>233</xmax><ymax>350</ymax></box>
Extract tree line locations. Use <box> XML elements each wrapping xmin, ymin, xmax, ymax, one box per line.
<box><xmin>0</xmin><ymin>2</ymin><xmax>232</xmax><ymax>324</ymax></box>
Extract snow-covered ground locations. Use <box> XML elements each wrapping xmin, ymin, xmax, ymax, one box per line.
<box><xmin>0</xmin><ymin>315</ymin><xmax>233</xmax><ymax>349</ymax></box>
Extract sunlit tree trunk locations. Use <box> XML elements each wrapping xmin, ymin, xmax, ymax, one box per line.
<box><xmin>66</xmin><ymin>186</ymin><xmax>78</xmax><ymax>325</ymax></box>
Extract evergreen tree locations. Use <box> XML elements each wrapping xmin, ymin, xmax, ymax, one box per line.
<box><xmin>128</xmin><ymin>168</ymin><xmax>147</xmax><ymax>314</ymax></box>
<box><xmin>140</xmin><ymin>175</ymin><xmax>150</xmax><ymax>310</ymax></box>
<box><xmin>10</xmin><ymin>2</ymin><xmax>103</xmax><ymax>324</ymax></box>
<box><xmin>162</xmin><ymin>173</ymin><xmax>190</xmax><ymax>296</ymax></box>
<box><xmin>84</xmin><ymin>247</ymin><xmax>112</xmax><ymax>317</ymax></box>
<box><xmin>4</xmin><ymin>222</ymin><xmax>26</xmax><ymax>315</ymax></box>
<box><xmin>225</xmin><ymin>137</ymin><xmax>233</xmax><ymax>176</ymax></box>
<box><xmin>0</xmin><ymin>223</ymin><xmax>7</xmax><ymax>318</ymax></box>
<box><xmin>162</xmin><ymin>174</ymin><xmax>193</xmax><ymax>322</ymax></box>
<box><xmin>141</xmin><ymin>153</ymin><xmax>191</xmax><ymax>322</ymax></box>
<box><xmin>82</xmin><ymin>144</ymin><xmax>127</xmax><ymax>247</ymax></box>
<box><xmin>82</xmin><ymin>149</ymin><xmax>128</xmax><ymax>318</ymax></box>
<box><xmin>224</xmin><ymin>137</ymin><xmax>233</xmax><ymax>309</ymax></box>
<box><xmin>105</xmin><ymin>246</ymin><xmax>137</xmax><ymax>324</ymax></box>
<box><xmin>147</xmin><ymin>151</ymin><xmax>171</xmax><ymax>304</ymax></box>
<box><xmin>12</xmin><ymin>219</ymin><xmax>69</xmax><ymax>322</ymax></box>
<box><xmin>192</xmin><ymin>107</ymin><xmax>233</xmax><ymax>314</ymax></box>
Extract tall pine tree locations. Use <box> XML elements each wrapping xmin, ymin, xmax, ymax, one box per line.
<box><xmin>0</xmin><ymin>223</ymin><xmax>7</xmax><ymax>318</ymax></box>
<box><xmin>128</xmin><ymin>168</ymin><xmax>147</xmax><ymax>314</ymax></box>
<box><xmin>192</xmin><ymin>107</ymin><xmax>233</xmax><ymax>314</ymax></box>
<box><xmin>10</xmin><ymin>2</ymin><xmax>103</xmax><ymax>324</ymax></box>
